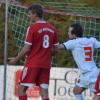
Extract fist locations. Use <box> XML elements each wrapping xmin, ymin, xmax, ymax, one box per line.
<box><xmin>8</xmin><ymin>57</ymin><xmax>18</xmax><ymax>65</ymax></box>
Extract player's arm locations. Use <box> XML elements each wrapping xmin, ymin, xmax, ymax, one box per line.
<box><xmin>54</xmin><ymin>40</ymin><xmax>75</xmax><ymax>50</ymax></box>
<box><xmin>55</xmin><ymin>44</ymin><xmax>65</xmax><ymax>49</ymax></box>
<box><xmin>51</xmin><ymin>44</ymin><xmax>65</xmax><ymax>55</ymax></box>
<box><xmin>8</xmin><ymin>44</ymin><xmax>31</xmax><ymax>65</ymax></box>
<box><xmin>8</xmin><ymin>26</ymin><xmax>33</xmax><ymax>65</ymax></box>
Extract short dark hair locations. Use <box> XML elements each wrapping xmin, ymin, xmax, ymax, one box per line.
<box><xmin>28</xmin><ymin>4</ymin><xmax>43</xmax><ymax>18</ymax></box>
<box><xmin>70</xmin><ymin>23</ymin><xmax>83</xmax><ymax>37</ymax></box>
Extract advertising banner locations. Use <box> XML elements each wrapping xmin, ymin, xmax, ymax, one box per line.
<box><xmin>0</xmin><ymin>65</ymin><xmax>93</xmax><ymax>100</ymax></box>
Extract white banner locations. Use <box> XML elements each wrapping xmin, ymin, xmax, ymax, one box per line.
<box><xmin>0</xmin><ymin>65</ymin><xmax>93</xmax><ymax>100</ymax></box>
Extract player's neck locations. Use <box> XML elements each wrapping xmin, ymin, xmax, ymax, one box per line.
<box><xmin>34</xmin><ymin>17</ymin><xmax>44</xmax><ymax>22</ymax></box>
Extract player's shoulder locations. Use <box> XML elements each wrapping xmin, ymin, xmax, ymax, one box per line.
<box><xmin>80</xmin><ymin>37</ymin><xmax>97</xmax><ymax>45</ymax></box>
<box><xmin>45</xmin><ymin>23</ymin><xmax>57</xmax><ymax>35</ymax></box>
<box><xmin>70</xmin><ymin>37</ymin><xmax>88</xmax><ymax>44</ymax></box>
<box><xmin>77</xmin><ymin>36</ymin><xmax>96</xmax><ymax>41</ymax></box>
<box><xmin>66</xmin><ymin>38</ymin><xmax>77</xmax><ymax>44</ymax></box>
<box><xmin>46</xmin><ymin>22</ymin><xmax>56</xmax><ymax>30</ymax></box>
<box><xmin>67</xmin><ymin>38</ymin><xmax>77</xmax><ymax>42</ymax></box>
<box><xmin>86</xmin><ymin>36</ymin><xmax>96</xmax><ymax>42</ymax></box>
<box><xmin>90</xmin><ymin>37</ymin><xmax>96</xmax><ymax>40</ymax></box>
<box><xmin>29</xmin><ymin>23</ymin><xmax>42</xmax><ymax>31</ymax></box>
<box><xmin>85</xmin><ymin>36</ymin><xmax>95</xmax><ymax>39</ymax></box>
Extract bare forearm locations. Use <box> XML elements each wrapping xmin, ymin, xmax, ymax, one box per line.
<box><xmin>16</xmin><ymin>49</ymin><xmax>27</xmax><ymax>61</ymax></box>
<box><xmin>16</xmin><ymin>45</ymin><xmax>31</xmax><ymax>62</ymax></box>
<box><xmin>55</xmin><ymin>44</ymin><xmax>65</xmax><ymax>50</ymax></box>
<box><xmin>8</xmin><ymin>44</ymin><xmax>31</xmax><ymax>65</ymax></box>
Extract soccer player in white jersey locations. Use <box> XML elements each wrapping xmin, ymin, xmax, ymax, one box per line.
<box><xmin>56</xmin><ymin>23</ymin><xmax>100</xmax><ymax>100</ymax></box>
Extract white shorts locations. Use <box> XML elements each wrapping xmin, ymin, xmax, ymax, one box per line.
<box><xmin>76</xmin><ymin>69</ymin><xmax>99</xmax><ymax>93</ymax></box>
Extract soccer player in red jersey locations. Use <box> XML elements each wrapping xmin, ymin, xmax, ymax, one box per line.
<box><xmin>93</xmin><ymin>62</ymin><xmax>100</xmax><ymax>100</ymax></box>
<box><xmin>8</xmin><ymin>4</ymin><xmax>59</xmax><ymax>100</ymax></box>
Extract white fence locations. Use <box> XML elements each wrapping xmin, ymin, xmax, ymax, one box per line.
<box><xmin>0</xmin><ymin>65</ymin><xmax>93</xmax><ymax>100</ymax></box>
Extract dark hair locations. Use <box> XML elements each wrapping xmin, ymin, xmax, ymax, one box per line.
<box><xmin>70</xmin><ymin>23</ymin><xmax>83</xmax><ymax>37</ymax></box>
<box><xmin>28</xmin><ymin>4</ymin><xmax>43</xmax><ymax>18</ymax></box>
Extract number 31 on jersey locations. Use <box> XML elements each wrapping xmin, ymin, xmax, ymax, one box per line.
<box><xmin>84</xmin><ymin>47</ymin><xmax>92</xmax><ymax>61</ymax></box>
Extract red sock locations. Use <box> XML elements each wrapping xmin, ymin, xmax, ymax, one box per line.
<box><xmin>43</xmin><ymin>99</ymin><xmax>49</xmax><ymax>100</ymax></box>
<box><xmin>42</xmin><ymin>98</ymin><xmax>49</xmax><ymax>100</ymax></box>
<box><xmin>18</xmin><ymin>95</ymin><xmax>27</xmax><ymax>100</ymax></box>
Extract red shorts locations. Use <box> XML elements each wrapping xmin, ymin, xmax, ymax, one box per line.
<box><xmin>20</xmin><ymin>67</ymin><xmax>50</xmax><ymax>86</ymax></box>
<box><xmin>94</xmin><ymin>72</ymin><xmax>100</xmax><ymax>95</ymax></box>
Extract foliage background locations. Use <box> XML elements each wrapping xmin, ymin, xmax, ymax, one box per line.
<box><xmin>0</xmin><ymin>0</ymin><xmax>100</xmax><ymax>67</ymax></box>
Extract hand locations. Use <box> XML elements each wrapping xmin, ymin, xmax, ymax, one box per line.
<box><xmin>8</xmin><ymin>57</ymin><xmax>18</xmax><ymax>65</ymax></box>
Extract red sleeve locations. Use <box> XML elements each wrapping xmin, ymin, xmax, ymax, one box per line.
<box><xmin>25</xmin><ymin>26</ymin><xmax>34</xmax><ymax>45</ymax></box>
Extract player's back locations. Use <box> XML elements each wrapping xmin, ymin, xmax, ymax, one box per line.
<box><xmin>25</xmin><ymin>21</ymin><xmax>58</xmax><ymax>68</ymax></box>
<box><xmin>65</xmin><ymin>37</ymin><xmax>99</xmax><ymax>73</ymax></box>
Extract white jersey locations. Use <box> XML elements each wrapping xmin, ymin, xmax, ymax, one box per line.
<box><xmin>63</xmin><ymin>37</ymin><xmax>100</xmax><ymax>74</ymax></box>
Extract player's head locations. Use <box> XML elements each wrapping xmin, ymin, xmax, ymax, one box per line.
<box><xmin>27</xmin><ymin>4</ymin><xmax>44</xmax><ymax>20</ymax></box>
<box><xmin>68</xmin><ymin>23</ymin><xmax>83</xmax><ymax>39</ymax></box>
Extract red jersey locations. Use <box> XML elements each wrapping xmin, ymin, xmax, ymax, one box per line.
<box><xmin>24</xmin><ymin>21</ymin><xmax>58</xmax><ymax>68</ymax></box>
